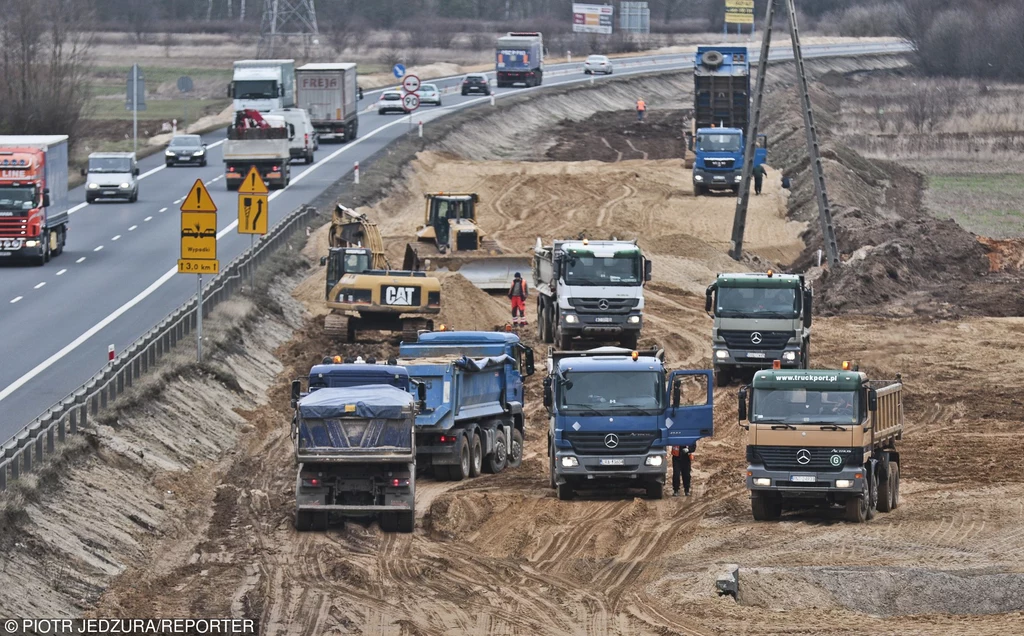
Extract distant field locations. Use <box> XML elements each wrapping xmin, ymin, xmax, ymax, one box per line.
<box><xmin>925</xmin><ymin>173</ymin><xmax>1024</xmax><ymax>238</ymax></box>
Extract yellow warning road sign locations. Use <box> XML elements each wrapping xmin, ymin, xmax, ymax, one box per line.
<box><xmin>180</xmin><ymin>179</ymin><xmax>218</xmax><ymax>213</ymax></box>
<box><xmin>238</xmin><ymin>194</ymin><xmax>269</xmax><ymax>235</ymax></box>
<box><xmin>238</xmin><ymin>165</ymin><xmax>269</xmax><ymax>195</ymax></box>
<box><xmin>181</xmin><ymin>211</ymin><xmax>218</xmax><ymax>259</ymax></box>
<box><xmin>177</xmin><ymin>259</ymin><xmax>219</xmax><ymax>274</ymax></box>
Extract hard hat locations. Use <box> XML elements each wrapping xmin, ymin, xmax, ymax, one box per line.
<box><xmin>514</xmin><ymin>272</ymin><xmax>521</xmax><ymax>279</ymax></box>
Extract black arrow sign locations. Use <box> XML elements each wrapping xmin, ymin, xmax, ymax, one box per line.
<box><xmin>253</xmin><ymin>198</ymin><xmax>263</xmax><ymax>230</ymax></box>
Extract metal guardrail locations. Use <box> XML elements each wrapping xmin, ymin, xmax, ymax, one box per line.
<box><xmin>0</xmin><ymin>203</ymin><xmax>321</xmax><ymax>492</ymax></box>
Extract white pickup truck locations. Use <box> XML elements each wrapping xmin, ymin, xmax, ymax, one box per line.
<box><xmin>223</xmin><ymin>114</ymin><xmax>291</xmax><ymax>190</ymax></box>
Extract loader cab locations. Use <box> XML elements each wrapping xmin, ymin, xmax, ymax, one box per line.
<box><xmin>422</xmin><ymin>193</ymin><xmax>479</xmax><ymax>251</ymax></box>
<box><xmin>323</xmin><ymin>247</ymin><xmax>373</xmax><ymax>299</ymax></box>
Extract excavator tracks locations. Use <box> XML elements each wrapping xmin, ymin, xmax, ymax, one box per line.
<box><xmin>324</xmin><ymin>313</ymin><xmax>354</xmax><ymax>343</ymax></box>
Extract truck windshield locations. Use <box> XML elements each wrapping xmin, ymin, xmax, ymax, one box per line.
<box><xmin>88</xmin><ymin>158</ymin><xmax>132</xmax><ymax>173</ymax></box>
<box><xmin>563</xmin><ymin>254</ymin><xmax>641</xmax><ymax>286</ymax></box>
<box><xmin>697</xmin><ymin>133</ymin><xmax>741</xmax><ymax>153</ymax></box>
<box><xmin>234</xmin><ymin>80</ymin><xmax>278</xmax><ymax>99</ymax></box>
<box><xmin>0</xmin><ymin>186</ymin><xmax>37</xmax><ymax>212</ymax></box>
<box><xmin>560</xmin><ymin>371</ymin><xmax>663</xmax><ymax>413</ymax></box>
<box><xmin>752</xmin><ymin>388</ymin><xmax>858</xmax><ymax>425</ymax></box>
<box><xmin>717</xmin><ymin>287</ymin><xmax>799</xmax><ymax>318</ymax></box>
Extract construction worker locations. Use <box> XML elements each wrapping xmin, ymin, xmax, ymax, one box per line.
<box><xmin>753</xmin><ymin>163</ymin><xmax>767</xmax><ymax>195</ymax></box>
<box><xmin>636</xmin><ymin>98</ymin><xmax>646</xmax><ymax>122</ymax></box>
<box><xmin>508</xmin><ymin>272</ymin><xmax>528</xmax><ymax>327</ymax></box>
<box><xmin>670</xmin><ymin>444</ymin><xmax>693</xmax><ymax>497</ymax></box>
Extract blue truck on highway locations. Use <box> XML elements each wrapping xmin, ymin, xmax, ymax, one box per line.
<box><xmin>544</xmin><ymin>346</ymin><xmax>714</xmax><ymax>500</ymax></box>
<box><xmin>398</xmin><ymin>330</ymin><xmax>535</xmax><ymax>481</ymax></box>
<box><xmin>290</xmin><ymin>360</ymin><xmax>421</xmax><ymax>533</ymax></box>
<box><xmin>691</xmin><ymin>46</ymin><xmax>767</xmax><ymax>196</ymax></box>
<box><xmin>495</xmin><ymin>32</ymin><xmax>544</xmax><ymax>88</ymax></box>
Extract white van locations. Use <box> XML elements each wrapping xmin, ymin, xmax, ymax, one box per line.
<box><xmin>269</xmin><ymin>107</ymin><xmax>316</xmax><ymax>164</ymax></box>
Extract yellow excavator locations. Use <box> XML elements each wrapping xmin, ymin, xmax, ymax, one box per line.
<box><xmin>322</xmin><ymin>205</ymin><xmax>441</xmax><ymax>342</ymax></box>
<box><xmin>402</xmin><ymin>192</ymin><xmax>528</xmax><ymax>292</ymax></box>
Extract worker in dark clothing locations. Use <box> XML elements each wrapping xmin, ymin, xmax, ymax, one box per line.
<box><xmin>508</xmin><ymin>272</ymin><xmax>529</xmax><ymax>327</ymax></box>
<box><xmin>671</xmin><ymin>444</ymin><xmax>693</xmax><ymax>496</ymax></box>
<box><xmin>753</xmin><ymin>163</ymin><xmax>767</xmax><ymax>195</ymax></box>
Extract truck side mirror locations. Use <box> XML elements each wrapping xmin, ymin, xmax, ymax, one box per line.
<box><xmin>524</xmin><ymin>348</ymin><xmax>535</xmax><ymax>377</ymax></box>
<box><xmin>80</xmin><ymin>168</ymin><xmax>87</xmax><ymax>177</ymax></box>
<box><xmin>542</xmin><ymin>377</ymin><xmax>553</xmax><ymax>408</ymax></box>
<box><xmin>42</xmin><ymin>189</ymin><xmax>51</xmax><ymax>207</ymax></box>
<box><xmin>868</xmin><ymin>389</ymin><xmax>878</xmax><ymax>412</ymax></box>
<box><xmin>644</xmin><ymin>259</ymin><xmax>652</xmax><ymax>282</ymax></box>
<box><xmin>803</xmin><ymin>290</ymin><xmax>813</xmax><ymax>328</ymax></box>
<box><xmin>279</xmin><ymin>85</ymin><xmax>285</xmax><ymax>97</ymax></box>
<box><xmin>227</xmin><ymin>82</ymin><xmax>233</xmax><ymax>98</ymax></box>
<box><xmin>417</xmin><ymin>382</ymin><xmax>428</xmax><ymax>411</ymax></box>
<box><xmin>133</xmin><ymin>167</ymin><xmax>140</xmax><ymax>176</ymax></box>
<box><xmin>738</xmin><ymin>387</ymin><xmax>748</xmax><ymax>421</ymax></box>
<box><xmin>704</xmin><ymin>286</ymin><xmax>714</xmax><ymax>315</ymax></box>
<box><xmin>319</xmin><ymin>256</ymin><xmax>327</xmax><ymax>267</ymax></box>
<box><xmin>290</xmin><ymin>379</ymin><xmax>302</xmax><ymax>409</ymax></box>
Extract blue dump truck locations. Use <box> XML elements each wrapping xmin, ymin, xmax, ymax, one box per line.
<box><xmin>290</xmin><ymin>360</ymin><xmax>422</xmax><ymax>533</ymax></box>
<box><xmin>398</xmin><ymin>330</ymin><xmax>535</xmax><ymax>481</ymax></box>
<box><xmin>495</xmin><ymin>32</ymin><xmax>544</xmax><ymax>88</ymax></box>
<box><xmin>691</xmin><ymin>46</ymin><xmax>767</xmax><ymax>196</ymax></box>
<box><xmin>544</xmin><ymin>346</ymin><xmax>714</xmax><ymax>500</ymax></box>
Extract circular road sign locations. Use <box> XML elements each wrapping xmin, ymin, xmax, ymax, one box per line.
<box><xmin>392</xmin><ymin>63</ymin><xmax>406</xmax><ymax>79</ymax></box>
<box><xmin>402</xmin><ymin>93</ymin><xmax>420</xmax><ymax>111</ymax></box>
<box><xmin>177</xmin><ymin>75</ymin><xmax>194</xmax><ymax>93</ymax></box>
<box><xmin>402</xmin><ymin>74</ymin><xmax>421</xmax><ymax>93</ymax></box>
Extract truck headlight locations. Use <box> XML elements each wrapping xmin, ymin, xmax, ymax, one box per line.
<box><xmin>734</xmin><ymin>175</ymin><xmax>743</xmax><ymax>183</ymax></box>
<box><xmin>836</xmin><ymin>479</ymin><xmax>853</xmax><ymax>488</ymax></box>
<box><xmin>753</xmin><ymin>478</ymin><xmax>771</xmax><ymax>487</ymax></box>
<box><xmin>783</xmin><ymin>352</ymin><xmax>797</xmax><ymax>361</ymax></box>
<box><xmin>628</xmin><ymin>316</ymin><xmax>640</xmax><ymax>324</ymax></box>
<box><xmin>25</xmin><ymin>240</ymin><xmax>39</xmax><ymax>247</ymax></box>
<box><xmin>715</xmin><ymin>350</ymin><xmax>729</xmax><ymax>359</ymax></box>
<box><xmin>645</xmin><ymin>455</ymin><xmax>663</xmax><ymax>467</ymax></box>
<box><xmin>120</xmin><ymin>183</ymin><xmax>131</xmax><ymax>189</ymax></box>
<box><xmin>88</xmin><ymin>183</ymin><xmax>99</xmax><ymax>189</ymax></box>
<box><xmin>694</xmin><ymin>175</ymin><xmax>704</xmax><ymax>182</ymax></box>
<box><xmin>564</xmin><ymin>315</ymin><xmax>578</xmax><ymax>324</ymax></box>
<box><xmin>561</xmin><ymin>456</ymin><xmax>579</xmax><ymax>468</ymax></box>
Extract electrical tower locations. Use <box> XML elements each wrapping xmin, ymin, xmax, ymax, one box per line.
<box><xmin>257</xmin><ymin>0</ymin><xmax>319</xmax><ymax>58</ymax></box>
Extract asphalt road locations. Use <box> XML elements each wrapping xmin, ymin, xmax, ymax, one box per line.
<box><xmin>0</xmin><ymin>40</ymin><xmax>911</xmax><ymax>442</ymax></box>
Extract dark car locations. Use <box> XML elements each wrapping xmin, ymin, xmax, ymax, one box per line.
<box><xmin>165</xmin><ymin>135</ymin><xmax>208</xmax><ymax>167</ymax></box>
<box><xmin>461</xmin><ymin>73</ymin><xmax>491</xmax><ymax>96</ymax></box>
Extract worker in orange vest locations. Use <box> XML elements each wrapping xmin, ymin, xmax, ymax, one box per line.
<box><xmin>636</xmin><ymin>98</ymin><xmax>647</xmax><ymax>122</ymax></box>
<box><xmin>670</xmin><ymin>443</ymin><xmax>693</xmax><ymax>496</ymax></box>
<box><xmin>508</xmin><ymin>272</ymin><xmax>529</xmax><ymax>327</ymax></box>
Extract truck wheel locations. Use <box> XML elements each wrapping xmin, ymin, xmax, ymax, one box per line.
<box><xmin>469</xmin><ymin>433</ymin><xmax>483</xmax><ymax>478</ymax></box>
<box><xmin>620</xmin><ymin>332</ymin><xmax>638</xmax><ymax>349</ymax></box>
<box><xmin>751</xmin><ymin>492</ymin><xmax>782</xmax><ymax>521</ymax></box>
<box><xmin>557</xmin><ymin>482</ymin><xmax>575</xmax><ymax>501</ymax></box>
<box><xmin>844</xmin><ymin>494</ymin><xmax>869</xmax><ymax>523</ymax></box>
<box><xmin>877</xmin><ymin>460</ymin><xmax>895</xmax><ymax>513</ymax></box>
<box><xmin>507</xmin><ymin>428</ymin><xmax>524</xmax><ymax>469</ymax></box>
<box><xmin>693</xmin><ymin>184</ymin><xmax>705</xmax><ymax>197</ymax></box>
<box><xmin>54</xmin><ymin>227</ymin><xmax>66</xmax><ymax>256</ymax></box>
<box><xmin>548</xmin><ymin>443</ymin><xmax>556</xmax><ymax>489</ymax></box>
<box><xmin>890</xmin><ymin>461</ymin><xmax>900</xmax><ymax>509</ymax></box>
<box><xmin>866</xmin><ymin>469</ymin><xmax>878</xmax><ymax>520</ymax></box>
<box><xmin>715</xmin><ymin>367</ymin><xmax>732</xmax><ymax>388</ymax></box>
<box><xmin>556</xmin><ymin>327</ymin><xmax>572</xmax><ymax>351</ymax></box>
<box><xmin>295</xmin><ymin>510</ymin><xmax>314</xmax><ymax>531</ymax></box>
<box><xmin>646</xmin><ymin>481</ymin><xmax>664</xmax><ymax>500</ymax></box>
<box><xmin>449</xmin><ymin>435</ymin><xmax>471</xmax><ymax>481</ymax></box>
<box><xmin>484</xmin><ymin>431</ymin><xmax>507</xmax><ymax>474</ymax></box>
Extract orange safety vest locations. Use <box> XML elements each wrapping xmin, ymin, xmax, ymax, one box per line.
<box><xmin>636</xmin><ymin>100</ymin><xmax>646</xmax><ymax>111</ymax></box>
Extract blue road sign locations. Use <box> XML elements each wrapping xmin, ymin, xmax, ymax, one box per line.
<box><xmin>392</xmin><ymin>63</ymin><xmax>406</xmax><ymax>79</ymax></box>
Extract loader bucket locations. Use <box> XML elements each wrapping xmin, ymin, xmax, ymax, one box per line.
<box><xmin>440</xmin><ymin>256</ymin><xmax>531</xmax><ymax>292</ymax></box>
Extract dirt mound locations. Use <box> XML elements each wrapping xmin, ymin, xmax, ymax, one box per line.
<box><xmin>980</xmin><ymin>237</ymin><xmax>1024</xmax><ymax>272</ymax></box>
<box><xmin>435</xmin><ymin>272</ymin><xmax>513</xmax><ymax>330</ymax></box>
<box><xmin>545</xmin><ymin>109</ymin><xmax>691</xmax><ymax>163</ymax></box>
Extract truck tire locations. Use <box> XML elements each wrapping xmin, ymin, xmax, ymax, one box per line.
<box><xmin>646</xmin><ymin>481</ymin><xmax>664</xmax><ymax>500</ymax></box>
<box><xmin>450</xmin><ymin>435</ymin><xmax>472</xmax><ymax>481</ymax></box>
<box><xmin>844</xmin><ymin>494</ymin><xmax>869</xmax><ymax>523</ymax></box>
<box><xmin>557</xmin><ymin>482</ymin><xmax>575</xmax><ymax>501</ymax></box>
<box><xmin>556</xmin><ymin>327</ymin><xmax>572</xmax><ymax>351</ymax></box>
<box><xmin>620</xmin><ymin>332</ymin><xmax>638</xmax><ymax>349</ymax></box>
<box><xmin>693</xmin><ymin>184</ymin><xmax>706</xmax><ymax>197</ymax></box>
<box><xmin>469</xmin><ymin>433</ymin><xmax>483</xmax><ymax>478</ymax></box>
<box><xmin>751</xmin><ymin>492</ymin><xmax>782</xmax><ymax>521</ymax></box>
<box><xmin>484</xmin><ymin>430</ymin><xmax>508</xmax><ymax>474</ymax></box>
<box><xmin>507</xmin><ymin>428</ymin><xmax>524</xmax><ymax>469</ymax></box>
<box><xmin>548</xmin><ymin>443</ymin><xmax>556</xmax><ymax>489</ymax></box>
<box><xmin>890</xmin><ymin>461</ymin><xmax>900</xmax><ymax>509</ymax></box>
<box><xmin>701</xmin><ymin>50</ymin><xmax>725</xmax><ymax>69</ymax></box>
<box><xmin>54</xmin><ymin>227</ymin><xmax>66</xmax><ymax>256</ymax></box>
<box><xmin>715</xmin><ymin>367</ymin><xmax>732</xmax><ymax>388</ymax></box>
<box><xmin>877</xmin><ymin>458</ymin><xmax>895</xmax><ymax>513</ymax></box>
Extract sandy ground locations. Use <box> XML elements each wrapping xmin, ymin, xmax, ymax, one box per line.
<box><xmin>4</xmin><ymin>52</ymin><xmax>1024</xmax><ymax>635</ymax></box>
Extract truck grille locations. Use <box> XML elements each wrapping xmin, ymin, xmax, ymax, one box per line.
<box><xmin>704</xmin><ymin>158</ymin><xmax>735</xmax><ymax>169</ymax></box>
<box><xmin>0</xmin><ymin>218</ymin><xmax>29</xmax><ymax>235</ymax></box>
<box><xmin>720</xmin><ymin>330</ymin><xmax>793</xmax><ymax>350</ymax></box>
<box><xmin>568</xmin><ymin>298</ymin><xmax>639</xmax><ymax>314</ymax></box>
<box><xmin>564</xmin><ymin>430</ymin><xmax>657</xmax><ymax>456</ymax></box>
<box><xmin>747</xmin><ymin>446</ymin><xmax>859</xmax><ymax>472</ymax></box>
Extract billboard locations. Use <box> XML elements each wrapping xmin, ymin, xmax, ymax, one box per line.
<box><xmin>572</xmin><ymin>3</ymin><xmax>614</xmax><ymax>34</ymax></box>
<box><xmin>725</xmin><ymin>0</ymin><xmax>755</xmax><ymax>24</ymax></box>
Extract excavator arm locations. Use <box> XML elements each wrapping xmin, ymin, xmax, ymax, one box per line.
<box><xmin>330</xmin><ymin>204</ymin><xmax>389</xmax><ymax>270</ymax></box>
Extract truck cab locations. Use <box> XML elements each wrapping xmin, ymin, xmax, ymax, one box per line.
<box><xmin>229</xmin><ymin>59</ymin><xmax>296</xmax><ymax>112</ymax></box>
<box><xmin>544</xmin><ymin>346</ymin><xmax>714</xmax><ymax>500</ymax></box>
<box><xmin>706</xmin><ymin>270</ymin><xmax>812</xmax><ymax>387</ymax></box>
<box><xmin>82</xmin><ymin>152</ymin><xmax>139</xmax><ymax>203</ymax></box>
<box><xmin>691</xmin><ymin>128</ymin><xmax>766</xmax><ymax>195</ymax></box>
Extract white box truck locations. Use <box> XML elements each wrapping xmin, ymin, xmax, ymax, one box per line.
<box><xmin>295</xmin><ymin>63</ymin><xmax>359</xmax><ymax>142</ymax></box>
<box><xmin>229</xmin><ymin>60</ymin><xmax>296</xmax><ymax>112</ymax></box>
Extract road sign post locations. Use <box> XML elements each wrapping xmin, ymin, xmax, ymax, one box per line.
<box><xmin>126</xmin><ymin>64</ymin><xmax>147</xmax><ymax>156</ymax></box>
<box><xmin>177</xmin><ymin>179</ymin><xmax>218</xmax><ymax>362</ymax></box>
<box><xmin>237</xmin><ymin>166</ymin><xmax>269</xmax><ymax>291</ymax></box>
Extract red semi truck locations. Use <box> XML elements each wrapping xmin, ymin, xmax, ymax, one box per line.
<box><xmin>0</xmin><ymin>135</ymin><xmax>70</xmax><ymax>265</ymax></box>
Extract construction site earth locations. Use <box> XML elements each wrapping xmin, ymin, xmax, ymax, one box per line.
<box><xmin>2</xmin><ymin>53</ymin><xmax>1024</xmax><ymax>636</ymax></box>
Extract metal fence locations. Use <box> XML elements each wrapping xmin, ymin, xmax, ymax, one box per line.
<box><xmin>0</xmin><ymin>204</ymin><xmax>321</xmax><ymax>492</ymax></box>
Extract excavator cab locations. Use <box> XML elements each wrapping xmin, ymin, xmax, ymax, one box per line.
<box><xmin>324</xmin><ymin>247</ymin><xmax>373</xmax><ymax>300</ymax></box>
<box><xmin>419</xmin><ymin>193</ymin><xmax>481</xmax><ymax>253</ymax></box>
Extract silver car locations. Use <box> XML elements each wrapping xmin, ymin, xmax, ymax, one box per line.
<box><xmin>584</xmin><ymin>55</ymin><xmax>613</xmax><ymax>75</ymax></box>
<box><xmin>377</xmin><ymin>91</ymin><xmax>406</xmax><ymax>114</ymax></box>
<box><xmin>419</xmin><ymin>83</ymin><xmax>442</xmax><ymax>106</ymax></box>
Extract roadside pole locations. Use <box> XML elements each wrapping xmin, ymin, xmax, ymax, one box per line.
<box><xmin>197</xmin><ymin>274</ymin><xmax>203</xmax><ymax>361</ymax></box>
<box><xmin>177</xmin><ymin>179</ymin><xmax>219</xmax><ymax>363</ymax></box>
<box><xmin>132</xmin><ymin>64</ymin><xmax>138</xmax><ymax>156</ymax></box>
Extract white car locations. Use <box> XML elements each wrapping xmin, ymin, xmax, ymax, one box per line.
<box><xmin>378</xmin><ymin>91</ymin><xmax>406</xmax><ymax>114</ymax></box>
<box><xmin>419</xmin><ymin>83</ymin><xmax>442</xmax><ymax>106</ymax></box>
<box><xmin>584</xmin><ymin>55</ymin><xmax>613</xmax><ymax>75</ymax></box>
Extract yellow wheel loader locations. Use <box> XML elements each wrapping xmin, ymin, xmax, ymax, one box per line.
<box><xmin>402</xmin><ymin>192</ymin><xmax>529</xmax><ymax>292</ymax></box>
<box><xmin>322</xmin><ymin>205</ymin><xmax>440</xmax><ymax>342</ymax></box>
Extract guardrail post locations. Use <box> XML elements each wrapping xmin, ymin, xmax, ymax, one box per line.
<box><xmin>22</xmin><ymin>446</ymin><xmax>31</xmax><ymax>474</ymax></box>
<box><xmin>100</xmin><ymin>386</ymin><xmax>108</xmax><ymax>410</ymax></box>
<box><xmin>47</xmin><ymin>426</ymin><xmax>55</xmax><ymax>453</ymax></box>
<box><xmin>35</xmin><ymin>434</ymin><xmax>43</xmax><ymax>463</ymax></box>
<box><xmin>117</xmin><ymin>368</ymin><xmax>124</xmax><ymax>395</ymax></box>
<box><xmin>9</xmin><ymin>454</ymin><xmax>17</xmax><ymax>481</ymax></box>
<box><xmin>0</xmin><ymin>465</ymin><xmax>6</xmax><ymax>491</ymax></box>
<box><xmin>60</xmin><ymin>415</ymin><xmax>67</xmax><ymax>442</ymax></box>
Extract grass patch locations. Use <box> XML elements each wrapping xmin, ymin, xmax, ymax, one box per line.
<box><xmin>925</xmin><ymin>173</ymin><xmax>1024</xmax><ymax>238</ymax></box>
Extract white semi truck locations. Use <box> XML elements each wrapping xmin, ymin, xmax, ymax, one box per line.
<box><xmin>229</xmin><ymin>60</ymin><xmax>296</xmax><ymax>112</ymax></box>
<box><xmin>295</xmin><ymin>63</ymin><xmax>359</xmax><ymax>142</ymax></box>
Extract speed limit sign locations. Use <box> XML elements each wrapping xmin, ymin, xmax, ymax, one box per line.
<box><xmin>403</xmin><ymin>93</ymin><xmax>420</xmax><ymax>111</ymax></box>
<box><xmin>402</xmin><ymin>74</ymin><xmax>421</xmax><ymax>93</ymax></box>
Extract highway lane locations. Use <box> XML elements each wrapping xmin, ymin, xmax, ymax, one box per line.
<box><xmin>0</xmin><ymin>40</ymin><xmax>911</xmax><ymax>440</ymax></box>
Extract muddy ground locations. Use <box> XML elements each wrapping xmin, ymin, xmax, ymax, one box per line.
<box><xmin>3</xmin><ymin>55</ymin><xmax>1024</xmax><ymax>635</ymax></box>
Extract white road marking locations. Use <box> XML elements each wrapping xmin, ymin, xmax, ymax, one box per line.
<box><xmin>111</xmin><ymin>235</ymin><xmax>121</xmax><ymax>241</ymax></box>
<box><xmin>56</xmin><ymin>269</ymin><xmax>67</xmax><ymax>276</ymax></box>
<box><xmin>10</xmin><ymin>296</ymin><xmax>22</xmax><ymax>304</ymax></box>
<box><xmin>67</xmin><ymin>202</ymin><xmax>88</xmax><ymax>215</ymax></box>
<box><xmin>76</xmin><ymin>257</ymin><xmax>86</xmax><ymax>263</ymax></box>
<box><xmin>174</xmin><ymin>199</ymin><xmax>183</xmax><ymax>204</ymax></box>
<box><xmin>34</xmin><ymin>282</ymin><xmax>45</xmax><ymax>289</ymax></box>
<box><xmin>93</xmin><ymin>245</ymin><xmax>103</xmax><ymax>252</ymax></box>
<box><xmin>209</xmin><ymin>175</ymin><xmax>224</xmax><ymax>183</ymax></box>
<box><xmin>144</xmin><ymin>216</ymin><xmax>153</xmax><ymax>222</ymax></box>
<box><xmin>159</xmin><ymin>207</ymin><xmax>167</xmax><ymax>213</ymax></box>
<box><xmin>128</xmin><ymin>225</ymin><xmax>137</xmax><ymax>231</ymax></box>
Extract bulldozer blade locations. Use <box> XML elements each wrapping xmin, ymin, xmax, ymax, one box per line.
<box><xmin>447</xmin><ymin>257</ymin><xmax>531</xmax><ymax>292</ymax></box>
